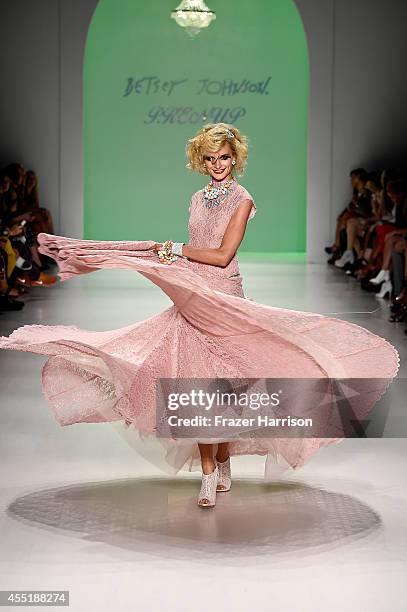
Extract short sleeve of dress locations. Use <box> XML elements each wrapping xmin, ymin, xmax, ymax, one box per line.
<box><xmin>248</xmin><ymin>198</ymin><xmax>256</xmax><ymax>221</ymax></box>
<box><xmin>236</xmin><ymin>186</ymin><xmax>257</xmax><ymax>221</ymax></box>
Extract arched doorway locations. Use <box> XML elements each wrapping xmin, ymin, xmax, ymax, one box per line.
<box><xmin>84</xmin><ymin>0</ymin><xmax>309</xmax><ymax>253</ymax></box>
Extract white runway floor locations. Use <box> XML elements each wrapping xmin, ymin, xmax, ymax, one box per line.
<box><xmin>0</xmin><ymin>258</ymin><xmax>406</xmax><ymax>612</ymax></box>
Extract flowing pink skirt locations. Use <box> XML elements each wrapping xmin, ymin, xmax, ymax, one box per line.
<box><xmin>0</xmin><ymin>233</ymin><xmax>400</xmax><ymax>479</ymax></box>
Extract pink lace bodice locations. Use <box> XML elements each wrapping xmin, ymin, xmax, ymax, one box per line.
<box><xmin>187</xmin><ymin>178</ymin><xmax>256</xmax><ymax>292</ymax></box>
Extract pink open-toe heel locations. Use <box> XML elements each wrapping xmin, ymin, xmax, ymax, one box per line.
<box><xmin>215</xmin><ymin>455</ymin><xmax>231</xmax><ymax>492</ymax></box>
<box><xmin>197</xmin><ymin>465</ymin><xmax>218</xmax><ymax>508</ymax></box>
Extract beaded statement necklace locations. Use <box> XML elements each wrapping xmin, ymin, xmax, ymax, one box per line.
<box><xmin>203</xmin><ymin>178</ymin><xmax>236</xmax><ymax>209</ymax></box>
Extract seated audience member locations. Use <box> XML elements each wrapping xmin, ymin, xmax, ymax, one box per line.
<box><xmin>0</xmin><ymin>168</ymin><xmax>57</xmax><ymax>292</ymax></box>
<box><xmin>0</xmin><ymin>234</ymin><xmax>26</xmax><ymax>308</ymax></box>
<box><xmin>24</xmin><ymin>170</ymin><xmax>54</xmax><ymax>235</ymax></box>
<box><xmin>334</xmin><ymin>171</ymin><xmax>374</xmax><ymax>268</ymax></box>
<box><xmin>389</xmin><ymin>245</ymin><xmax>406</xmax><ymax>313</ymax></box>
<box><xmin>368</xmin><ymin>172</ymin><xmax>399</xmax><ymax>259</ymax></box>
<box><xmin>0</xmin><ymin>170</ymin><xmax>19</xmax><ymax>225</ymax></box>
<box><xmin>1</xmin><ymin>167</ymin><xmax>51</xmax><ymax>272</ymax></box>
<box><xmin>389</xmin><ymin>242</ymin><xmax>407</xmax><ymax>322</ymax></box>
<box><xmin>351</xmin><ymin>169</ymin><xmax>404</xmax><ymax>280</ymax></box>
<box><xmin>369</xmin><ymin>179</ymin><xmax>407</xmax><ymax>297</ymax></box>
<box><xmin>1</xmin><ymin>168</ymin><xmax>41</xmax><ymax>268</ymax></box>
<box><xmin>0</xmin><ymin>194</ymin><xmax>25</xmax><ymax>310</ymax></box>
<box><xmin>7</xmin><ymin>164</ymin><xmax>54</xmax><ymax>233</ymax></box>
<box><xmin>325</xmin><ymin>168</ymin><xmax>367</xmax><ymax>261</ymax></box>
<box><xmin>0</xmin><ymin>249</ymin><xmax>23</xmax><ymax>311</ymax></box>
<box><xmin>348</xmin><ymin>172</ymin><xmax>394</xmax><ymax>274</ymax></box>
<box><xmin>5</xmin><ymin>163</ymin><xmax>26</xmax><ymax>213</ymax></box>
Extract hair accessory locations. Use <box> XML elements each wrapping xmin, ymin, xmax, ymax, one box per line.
<box><xmin>214</xmin><ymin>128</ymin><xmax>234</xmax><ymax>139</ymax></box>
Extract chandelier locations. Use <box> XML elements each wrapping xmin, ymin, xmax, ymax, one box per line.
<box><xmin>171</xmin><ymin>0</ymin><xmax>216</xmax><ymax>38</ymax></box>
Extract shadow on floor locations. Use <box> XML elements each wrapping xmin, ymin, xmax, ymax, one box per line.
<box><xmin>6</xmin><ymin>477</ymin><xmax>381</xmax><ymax>561</ymax></box>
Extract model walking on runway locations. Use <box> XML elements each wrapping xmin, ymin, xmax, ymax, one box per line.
<box><xmin>0</xmin><ymin>123</ymin><xmax>400</xmax><ymax>509</ymax></box>
<box><xmin>151</xmin><ymin>124</ymin><xmax>256</xmax><ymax>506</ymax></box>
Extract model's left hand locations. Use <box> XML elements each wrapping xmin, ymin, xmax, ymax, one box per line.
<box><xmin>149</xmin><ymin>243</ymin><xmax>162</xmax><ymax>253</ymax></box>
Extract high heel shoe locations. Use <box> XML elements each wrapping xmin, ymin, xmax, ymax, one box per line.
<box><xmin>370</xmin><ymin>269</ymin><xmax>390</xmax><ymax>285</ymax></box>
<box><xmin>389</xmin><ymin>303</ymin><xmax>407</xmax><ymax>322</ymax></box>
<box><xmin>215</xmin><ymin>455</ymin><xmax>231</xmax><ymax>492</ymax></box>
<box><xmin>376</xmin><ymin>279</ymin><xmax>392</xmax><ymax>299</ymax></box>
<box><xmin>31</xmin><ymin>272</ymin><xmax>57</xmax><ymax>286</ymax></box>
<box><xmin>197</xmin><ymin>465</ymin><xmax>218</xmax><ymax>508</ymax></box>
<box><xmin>16</xmin><ymin>273</ymin><xmax>32</xmax><ymax>287</ymax></box>
<box><xmin>334</xmin><ymin>249</ymin><xmax>355</xmax><ymax>268</ymax></box>
<box><xmin>390</xmin><ymin>287</ymin><xmax>407</xmax><ymax>312</ymax></box>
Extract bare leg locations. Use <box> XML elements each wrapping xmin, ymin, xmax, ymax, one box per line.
<box><xmin>29</xmin><ymin>245</ymin><xmax>42</xmax><ymax>267</ymax></box>
<box><xmin>397</xmin><ymin>245</ymin><xmax>407</xmax><ymax>297</ymax></box>
<box><xmin>346</xmin><ymin>217</ymin><xmax>362</xmax><ymax>251</ymax></box>
<box><xmin>361</xmin><ymin>224</ymin><xmax>377</xmax><ymax>260</ymax></box>
<box><xmin>334</xmin><ymin>218</ymin><xmax>347</xmax><ymax>247</ymax></box>
<box><xmin>364</xmin><ymin>247</ymin><xmax>372</xmax><ymax>261</ymax></box>
<box><xmin>369</xmin><ymin>236</ymin><xmax>401</xmax><ymax>284</ymax></box>
<box><xmin>382</xmin><ymin>235</ymin><xmax>401</xmax><ymax>270</ymax></box>
<box><xmin>197</xmin><ymin>443</ymin><xmax>218</xmax><ymax>507</ymax></box>
<box><xmin>216</xmin><ymin>442</ymin><xmax>230</xmax><ymax>462</ymax></box>
<box><xmin>333</xmin><ymin>210</ymin><xmax>356</xmax><ymax>248</ymax></box>
<box><xmin>198</xmin><ymin>443</ymin><xmax>215</xmax><ymax>474</ymax></box>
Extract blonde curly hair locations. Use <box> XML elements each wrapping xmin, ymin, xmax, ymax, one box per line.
<box><xmin>186</xmin><ymin>123</ymin><xmax>249</xmax><ymax>176</ymax></box>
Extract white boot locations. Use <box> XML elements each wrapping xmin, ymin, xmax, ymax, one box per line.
<box><xmin>370</xmin><ymin>269</ymin><xmax>390</xmax><ymax>285</ymax></box>
<box><xmin>197</xmin><ymin>465</ymin><xmax>219</xmax><ymax>508</ymax></box>
<box><xmin>334</xmin><ymin>250</ymin><xmax>354</xmax><ymax>268</ymax></box>
<box><xmin>215</xmin><ymin>455</ymin><xmax>232</xmax><ymax>492</ymax></box>
<box><xmin>376</xmin><ymin>279</ymin><xmax>392</xmax><ymax>299</ymax></box>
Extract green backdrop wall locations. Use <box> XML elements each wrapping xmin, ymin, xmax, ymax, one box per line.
<box><xmin>84</xmin><ymin>0</ymin><xmax>309</xmax><ymax>252</ymax></box>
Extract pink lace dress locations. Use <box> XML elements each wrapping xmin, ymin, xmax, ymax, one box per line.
<box><xmin>0</xmin><ymin>178</ymin><xmax>400</xmax><ymax>479</ymax></box>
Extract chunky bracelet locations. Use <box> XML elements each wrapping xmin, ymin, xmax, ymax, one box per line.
<box><xmin>157</xmin><ymin>240</ymin><xmax>185</xmax><ymax>264</ymax></box>
<box><xmin>157</xmin><ymin>240</ymin><xmax>177</xmax><ymax>264</ymax></box>
<box><xmin>172</xmin><ymin>242</ymin><xmax>185</xmax><ymax>257</ymax></box>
